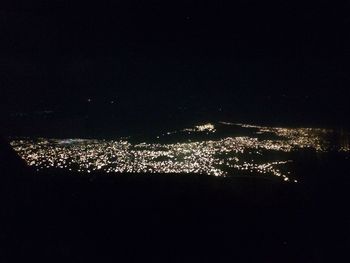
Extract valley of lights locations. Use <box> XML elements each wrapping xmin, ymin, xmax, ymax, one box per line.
<box><xmin>10</xmin><ymin>123</ymin><xmax>349</xmax><ymax>182</ymax></box>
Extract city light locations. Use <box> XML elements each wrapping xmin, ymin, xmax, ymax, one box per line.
<box><xmin>10</xmin><ymin>123</ymin><xmax>349</xmax><ymax>182</ymax></box>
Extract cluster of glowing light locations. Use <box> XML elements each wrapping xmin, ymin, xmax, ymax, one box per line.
<box><xmin>183</xmin><ymin>123</ymin><xmax>216</xmax><ymax>133</ymax></box>
<box><xmin>10</xmin><ymin>122</ymin><xmax>349</xmax><ymax>183</ymax></box>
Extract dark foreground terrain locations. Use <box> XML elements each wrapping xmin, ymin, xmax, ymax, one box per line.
<box><xmin>1</xmin><ymin>142</ymin><xmax>350</xmax><ymax>262</ymax></box>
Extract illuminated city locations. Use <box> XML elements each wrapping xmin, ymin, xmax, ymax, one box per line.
<box><xmin>10</xmin><ymin>122</ymin><xmax>349</xmax><ymax>183</ymax></box>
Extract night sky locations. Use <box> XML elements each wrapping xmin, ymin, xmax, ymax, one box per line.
<box><xmin>1</xmin><ymin>1</ymin><xmax>350</xmax><ymax>127</ymax></box>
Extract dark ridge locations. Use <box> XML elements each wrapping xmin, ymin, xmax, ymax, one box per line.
<box><xmin>0</xmin><ymin>136</ymin><xmax>27</xmax><ymax>176</ymax></box>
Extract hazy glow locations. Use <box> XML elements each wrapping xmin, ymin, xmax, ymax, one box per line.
<box><xmin>10</xmin><ymin>122</ymin><xmax>349</xmax><ymax>182</ymax></box>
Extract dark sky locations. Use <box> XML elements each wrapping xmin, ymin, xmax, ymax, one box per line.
<box><xmin>1</xmin><ymin>0</ymin><xmax>350</xmax><ymax>125</ymax></box>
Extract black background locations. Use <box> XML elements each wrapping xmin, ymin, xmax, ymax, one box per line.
<box><xmin>1</xmin><ymin>0</ymin><xmax>350</xmax><ymax>128</ymax></box>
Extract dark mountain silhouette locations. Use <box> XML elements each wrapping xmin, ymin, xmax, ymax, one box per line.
<box><xmin>0</xmin><ymin>136</ymin><xmax>27</xmax><ymax>176</ymax></box>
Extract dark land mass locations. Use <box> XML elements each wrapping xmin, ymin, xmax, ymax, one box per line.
<box><xmin>2</xmin><ymin>106</ymin><xmax>350</xmax><ymax>140</ymax></box>
<box><xmin>1</xmin><ymin>138</ymin><xmax>350</xmax><ymax>262</ymax></box>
